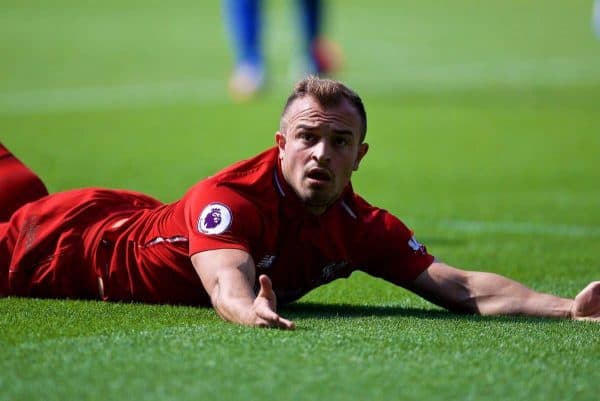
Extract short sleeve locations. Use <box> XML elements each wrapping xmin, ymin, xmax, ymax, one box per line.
<box><xmin>182</xmin><ymin>180</ymin><xmax>262</xmax><ymax>256</ymax></box>
<box><xmin>359</xmin><ymin>208</ymin><xmax>434</xmax><ymax>285</ymax></box>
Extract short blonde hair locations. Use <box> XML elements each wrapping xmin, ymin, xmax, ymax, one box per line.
<box><xmin>280</xmin><ymin>76</ymin><xmax>367</xmax><ymax>142</ymax></box>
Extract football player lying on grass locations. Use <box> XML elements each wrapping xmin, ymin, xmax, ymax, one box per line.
<box><xmin>1</xmin><ymin>76</ymin><xmax>599</xmax><ymax>329</ymax></box>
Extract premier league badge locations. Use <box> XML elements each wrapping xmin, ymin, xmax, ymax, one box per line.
<box><xmin>197</xmin><ymin>203</ymin><xmax>232</xmax><ymax>235</ymax></box>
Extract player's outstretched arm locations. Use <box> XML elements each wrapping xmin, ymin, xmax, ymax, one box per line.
<box><xmin>191</xmin><ymin>249</ymin><xmax>295</xmax><ymax>329</ymax></box>
<box><xmin>404</xmin><ymin>261</ymin><xmax>600</xmax><ymax>321</ymax></box>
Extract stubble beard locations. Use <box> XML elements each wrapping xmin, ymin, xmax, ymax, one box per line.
<box><xmin>300</xmin><ymin>184</ymin><xmax>337</xmax><ymax>215</ymax></box>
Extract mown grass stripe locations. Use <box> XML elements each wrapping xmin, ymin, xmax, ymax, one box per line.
<box><xmin>433</xmin><ymin>219</ymin><xmax>600</xmax><ymax>238</ymax></box>
<box><xmin>2</xmin><ymin>56</ymin><xmax>598</xmax><ymax>114</ymax></box>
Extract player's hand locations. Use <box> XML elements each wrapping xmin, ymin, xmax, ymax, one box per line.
<box><xmin>571</xmin><ymin>281</ymin><xmax>600</xmax><ymax>322</ymax></box>
<box><xmin>252</xmin><ymin>275</ymin><xmax>295</xmax><ymax>330</ymax></box>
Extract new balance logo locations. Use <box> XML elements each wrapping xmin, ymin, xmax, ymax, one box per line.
<box><xmin>256</xmin><ymin>255</ymin><xmax>276</xmax><ymax>269</ymax></box>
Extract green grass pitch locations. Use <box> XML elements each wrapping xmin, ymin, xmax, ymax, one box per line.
<box><xmin>1</xmin><ymin>1</ymin><xmax>599</xmax><ymax>400</ymax></box>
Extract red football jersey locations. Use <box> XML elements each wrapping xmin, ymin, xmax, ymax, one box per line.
<box><xmin>97</xmin><ymin>147</ymin><xmax>434</xmax><ymax>305</ymax></box>
<box><xmin>0</xmin><ymin>143</ymin><xmax>48</xmax><ymax>221</ymax></box>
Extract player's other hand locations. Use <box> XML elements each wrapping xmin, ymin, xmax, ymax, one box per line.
<box><xmin>252</xmin><ymin>275</ymin><xmax>295</xmax><ymax>330</ymax></box>
<box><xmin>571</xmin><ymin>281</ymin><xmax>600</xmax><ymax>322</ymax></box>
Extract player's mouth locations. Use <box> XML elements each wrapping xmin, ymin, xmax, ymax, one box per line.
<box><xmin>305</xmin><ymin>168</ymin><xmax>332</xmax><ymax>185</ymax></box>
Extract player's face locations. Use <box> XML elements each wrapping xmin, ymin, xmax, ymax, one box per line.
<box><xmin>276</xmin><ymin>96</ymin><xmax>369</xmax><ymax>215</ymax></box>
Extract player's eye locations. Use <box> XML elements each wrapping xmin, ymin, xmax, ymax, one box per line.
<box><xmin>333</xmin><ymin>136</ymin><xmax>349</xmax><ymax>146</ymax></box>
<box><xmin>299</xmin><ymin>132</ymin><xmax>316</xmax><ymax>142</ymax></box>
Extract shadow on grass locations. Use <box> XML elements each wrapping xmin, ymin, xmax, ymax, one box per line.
<box><xmin>3</xmin><ymin>297</ymin><xmax>571</xmax><ymax>326</ymax></box>
<box><xmin>282</xmin><ymin>302</ymin><xmax>567</xmax><ymax>325</ymax></box>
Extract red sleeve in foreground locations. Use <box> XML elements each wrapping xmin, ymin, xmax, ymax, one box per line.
<box><xmin>359</xmin><ymin>208</ymin><xmax>434</xmax><ymax>285</ymax></box>
<box><xmin>183</xmin><ymin>181</ymin><xmax>262</xmax><ymax>256</ymax></box>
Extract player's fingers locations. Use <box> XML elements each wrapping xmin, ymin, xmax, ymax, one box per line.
<box><xmin>257</xmin><ymin>274</ymin><xmax>275</xmax><ymax>299</ymax></box>
<box><xmin>256</xmin><ymin>315</ymin><xmax>296</xmax><ymax>330</ymax></box>
<box><xmin>256</xmin><ymin>306</ymin><xmax>280</xmax><ymax>322</ymax></box>
<box><xmin>574</xmin><ymin>281</ymin><xmax>600</xmax><ymax>318</ymax></box>
<box><xmin>581</xmin><ymin>281</ymin><xmax>600</xmax><ymax>295</ymax></box>
<box><xmin>574</xmin><ymin>316</ymin><xmax>600</xmax><ymax>322</ymax></box>
<box><xmin>276</xmin><ymin>316</ymin><xmax>296</xmax><ymax>330</ymax></box>
<box><xmin>253</xmin><ymin>301</ymin><xmax>295</xmax><ymax>329</ymax></box>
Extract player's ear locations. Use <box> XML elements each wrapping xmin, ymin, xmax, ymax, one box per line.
<box><xmin>353</xmin><ymin>143</ymin><xmax>369</xmax><ymax>171</ymax></box>
<box><xmin>276</xmin><ymin>131</ymin><xmax>286</xmax><ymax>158</ymax></box>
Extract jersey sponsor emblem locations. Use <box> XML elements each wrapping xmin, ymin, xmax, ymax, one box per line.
<box><xmin>256</xmin><ymin>255</ymin><xmax>276</xmax><ymax>269</ymax></box>
<box><xmin>408</xmin><ymin>236</ymin><xmax>426</xmax><ymax>254</ymax></box>
<box><xmin>197</xmin><ymin>203</ymin><xmax>232</xmax><ymax>235</ymax></box>
<box><xmin>321</xmin><ymin>261</ymin><xmax>350</xmax><ymax>282</ymax></box>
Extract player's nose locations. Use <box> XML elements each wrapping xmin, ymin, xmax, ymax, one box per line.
<box><xmin>311</xmin><ymin>139</ymin><xmax>331</xmax><ymax>163</ymax></box>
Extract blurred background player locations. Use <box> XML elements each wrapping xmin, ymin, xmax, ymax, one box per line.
<box><xmin>594</xmin><ymin>0</ymin><xmax>600</xmax><ymax>38</ymax></box>
<box><xmin>223</xmin><ymin>0</ymin><xmax>343</xmax><ymax>101</ymax></box>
